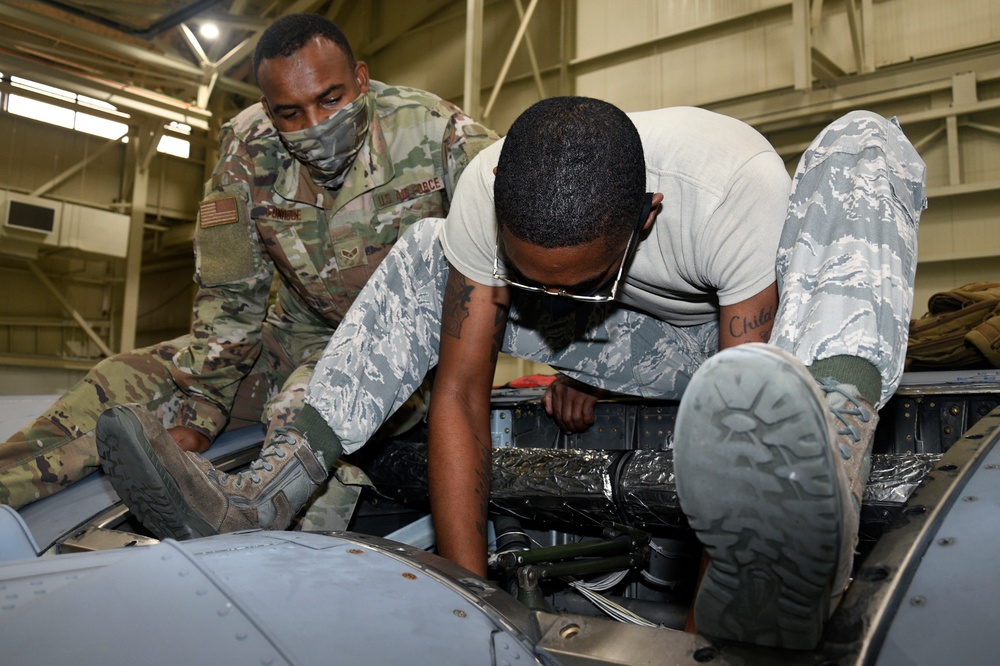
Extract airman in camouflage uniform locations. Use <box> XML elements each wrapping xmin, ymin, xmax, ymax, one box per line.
<box><xmin>0</xmin><ymin>16</ymin><xmax>497</xmax><ymax>516</ymax></box>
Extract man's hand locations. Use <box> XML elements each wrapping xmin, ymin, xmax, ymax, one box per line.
<box><xmin>168</xmin><ymin>426</ymin><xmax>211</xmax><ymax>453</ymax></box>
<box><xmin>542</xmin><ymin>374</ymin><xmax>611</xmax><ymax>433</ymax></box>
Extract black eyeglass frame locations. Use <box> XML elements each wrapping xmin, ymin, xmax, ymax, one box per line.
<box><xmin>492</xmin><ymin>192</ymin><xmax>654</xmax><ymax>303</ymax></box>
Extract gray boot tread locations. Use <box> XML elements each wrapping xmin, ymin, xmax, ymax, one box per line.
<box><xmin>675</xmin><ymin>345</ymin><xmax>843</xmax><ymax>649</ymax></box>
<box><xmin>97</xmin><ymin>407</ymin><xmax>215</xmax><ymax>540</ymax></box>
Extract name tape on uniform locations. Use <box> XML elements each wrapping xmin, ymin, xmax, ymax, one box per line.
<box><xmin>263</xmin><ymin>206</ymin><xmax>302</xmax><ymax>221</ymax></box>
<box><xmin>375</xmin><ymin>176</ymin><xmax>444</xmax><ymax>209</ymax></box>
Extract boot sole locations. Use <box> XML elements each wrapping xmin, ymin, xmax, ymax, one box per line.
<box><xmin>96</xmin><ymin>407</ymin><xmax>216</xmax><ymax>540</ymax></box>
<box><xmin>674</xmin><ymin>345</ymin><xmax>842</xmax><ymax>649</ymax></box>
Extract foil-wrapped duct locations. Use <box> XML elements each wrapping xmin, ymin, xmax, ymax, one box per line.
<box><xmin>361</xmin><ymin>441</ymin><xmax>941</xmax><ymax>532</ymax></box>
<box><xmin>866</xmin><ymin>452</ymin><xmax>943</xmax><ymax>504</ymax></box>
<box><xmin>490</xmin><ymin>449</ymin><xmax>683</xmax><ymax>531</ymax></box>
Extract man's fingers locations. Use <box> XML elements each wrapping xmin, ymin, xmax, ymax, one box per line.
<box><xmin>543</xmin><ymin>377</ymin><xmax>600</xmax><ymax>433</ymax></box>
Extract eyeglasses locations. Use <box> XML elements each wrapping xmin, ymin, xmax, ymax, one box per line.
<box><xmin>492</xmin><ymin>193</ymin><xmax>653</xmax><ymax>303</ymax></box>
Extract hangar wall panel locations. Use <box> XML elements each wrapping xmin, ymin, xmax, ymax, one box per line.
<box><xmin>873</xmin><ymin>0</ymin><xmax>1000</xmax><ymax>66</ymax></box>
<box><xmin>0</xmin><ymin>115</ymin><xmax>123</xmax><ymax>207</ymax></box>
<box><xmin>361</xmin><ymin>0</ymin><xmax>565</xmax><ymax>107</ymax></box>
<box><xmin>367</xmin><ymin>0</ymin><xmax>1000</xmax><ymax>379</ymax></box>
<box><xmin>0</xmin><ymin>108</ymin><xmax>204</xmax><ymax>388</ymax></box>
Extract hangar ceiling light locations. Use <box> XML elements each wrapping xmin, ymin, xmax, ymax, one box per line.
<box><xmin>198</xmin><ymin>22</ymin><xmax>219</xmax><ymax>40</ymax></box>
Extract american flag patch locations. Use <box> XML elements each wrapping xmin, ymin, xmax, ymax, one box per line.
<box><xmin>199</xmin><ymin>197</ymin><xmax>239</xmax><ymax>228</ymax></box>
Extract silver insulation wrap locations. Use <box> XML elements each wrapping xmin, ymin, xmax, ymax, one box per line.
<box><xmin>363</xmin><ymin>442</ymin><xmax>939</xmax><ymax>530</ymax></box>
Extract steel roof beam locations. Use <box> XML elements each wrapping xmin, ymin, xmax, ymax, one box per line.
<box><xmin>0</xmin><ymin>3</ymin><xmax>204</xmax><ymax>79</ymax></box>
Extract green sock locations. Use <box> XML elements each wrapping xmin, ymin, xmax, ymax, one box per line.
<box><xmin>807</xmin><ymin>355</ymin><xmax>881</xmax><ymax>406</ymax></box>
<box><xmin>293</xmin><ymin>403</ymin><xmax>344</xmax><ymax>466</ymax></box>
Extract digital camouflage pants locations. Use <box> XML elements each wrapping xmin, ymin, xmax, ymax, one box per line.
<box><xmin>307</xmin><ymin>111</ymin><xmax>927</xmax><ymax>453</ymax></box>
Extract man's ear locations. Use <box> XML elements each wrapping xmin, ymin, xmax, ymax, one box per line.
<box><xmin>643</xmin><ymin>193</ymin><xmax>664</xmax><ymax>232</ymax></box>
<box><xmin>354</xmin><ymin>61</ymin><xmax>371</xmax><ymax>93</ymax></box>
<box><xmin>260</xmin><ymin>95</ymin><xmax>274</xmax><ymax>123</ymax></box>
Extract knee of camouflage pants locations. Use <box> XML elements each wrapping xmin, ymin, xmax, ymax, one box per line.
<box><xmin>771</xmin><ymin>111</ymin><xmax>926</xmax><ymax>410</ymax></box>
<box><xmin>0</xmin><ymin>341</ymin><xmax>183</xmax><ymax>509</ymax></box>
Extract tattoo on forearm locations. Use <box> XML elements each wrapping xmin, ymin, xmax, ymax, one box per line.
<box><xmin>489</xmin><ymin>304</ymin><xmax>507</xmax><ymax>363</ymax></box>
<box><xmin>442</xmin><ymin>273</ymin><xmax>474</xmax><ymax>339</ymax></box>
<box><xmin>728</xmin><ymin>305</ymin><xmax>776</xmax><ymax>341</ymax></box>
<box><xmin>473</xmin><ymin>435</ymin><xmax>492</xmax><ymax>539</ymax></box>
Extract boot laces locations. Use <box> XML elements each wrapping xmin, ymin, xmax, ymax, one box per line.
<box><xmin>817</xmin><ymin>377</ymin><xmax>871</xmax><ymax>444</ymax></box>
<box><xmin>234</xmin><ymin>442</ymin><xmax>293</xmax><ymax>488</ymax></box>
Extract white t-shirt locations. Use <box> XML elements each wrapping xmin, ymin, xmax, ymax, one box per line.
<box><xmin>441</xmin><ymin>106</ymin><xmax>791</xmax><ymax>326</ymax></box>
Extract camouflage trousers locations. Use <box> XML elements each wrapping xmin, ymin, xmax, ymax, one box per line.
<box><xmin>308</xmin><ymin>111</ymin><xmax>926</xmax><ymax>453</ymax></box>
<box><xmin>772</xmin><ymin>111</ymin><xmax>925</xmax><ymax>408</ymax></box>
<box><xmin>0</xmin><ymin>325</ymin><xmax>371</xmax><ymax>522</ymax></box>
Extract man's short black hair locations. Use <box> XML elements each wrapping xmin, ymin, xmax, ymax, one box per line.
<box><xmin>495</xmin><ymin>96</ymin><xmax>645</xmax><ymax>249</ymax></box>
<box><xmin>253</xmin><ymin>14</ymin><xmax>355</xmax><ymax>82</ymax></box>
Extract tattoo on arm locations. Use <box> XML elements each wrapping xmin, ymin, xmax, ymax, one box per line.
<box><xmin>727</xmin><ymin>304</ymin><xmax>777</xmax><ymax>342</ymax></box>
<box><xmin>442</xmin><ymin>273</ymin><xmax>475</xmax><ymax>339</ymax></box>
<box><xmin>473</xmin><ymin>435</ymin><xmax>492</xmax><ymax>539</ymax></box>
<box><xmin>489</xmin><ymin>304</ymin><xmax>507</xmax><ymax>363</ymax></box>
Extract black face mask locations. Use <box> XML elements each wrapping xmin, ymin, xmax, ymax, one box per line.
<box><xmin>545</xmin><ymin>294</ymin><xmax>579</xmax><ymax>321</ymax></box>
<box><xmin>511</xmin><ymin>288</ymin><xmax>606</xmax><ymax>326</ymax></box>
<box><xmin>509</xmin><ymin>289</ymin><xmax>613</xmax><ymax>351</ymax></box>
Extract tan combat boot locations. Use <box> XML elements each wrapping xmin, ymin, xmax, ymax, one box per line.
<box><xmin>674</xmin><ymin>343</ymin><xmax>876</xmax><ymax>650</ymax></box>
<box><xmin>818</xmin><ymin>377</ymin><xmax>879</xmax><ymax>604</ymax></box>
<box><xmin>96</xmin><ymin>404</ymin><xmax>327</xmax><ymax>540</ymax></box>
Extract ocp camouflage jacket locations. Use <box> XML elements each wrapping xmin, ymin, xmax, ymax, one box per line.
<box><xmin>170</xmin><ymin>81</ymin><xmax>498</xmax><ymax>433</ymax></box>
